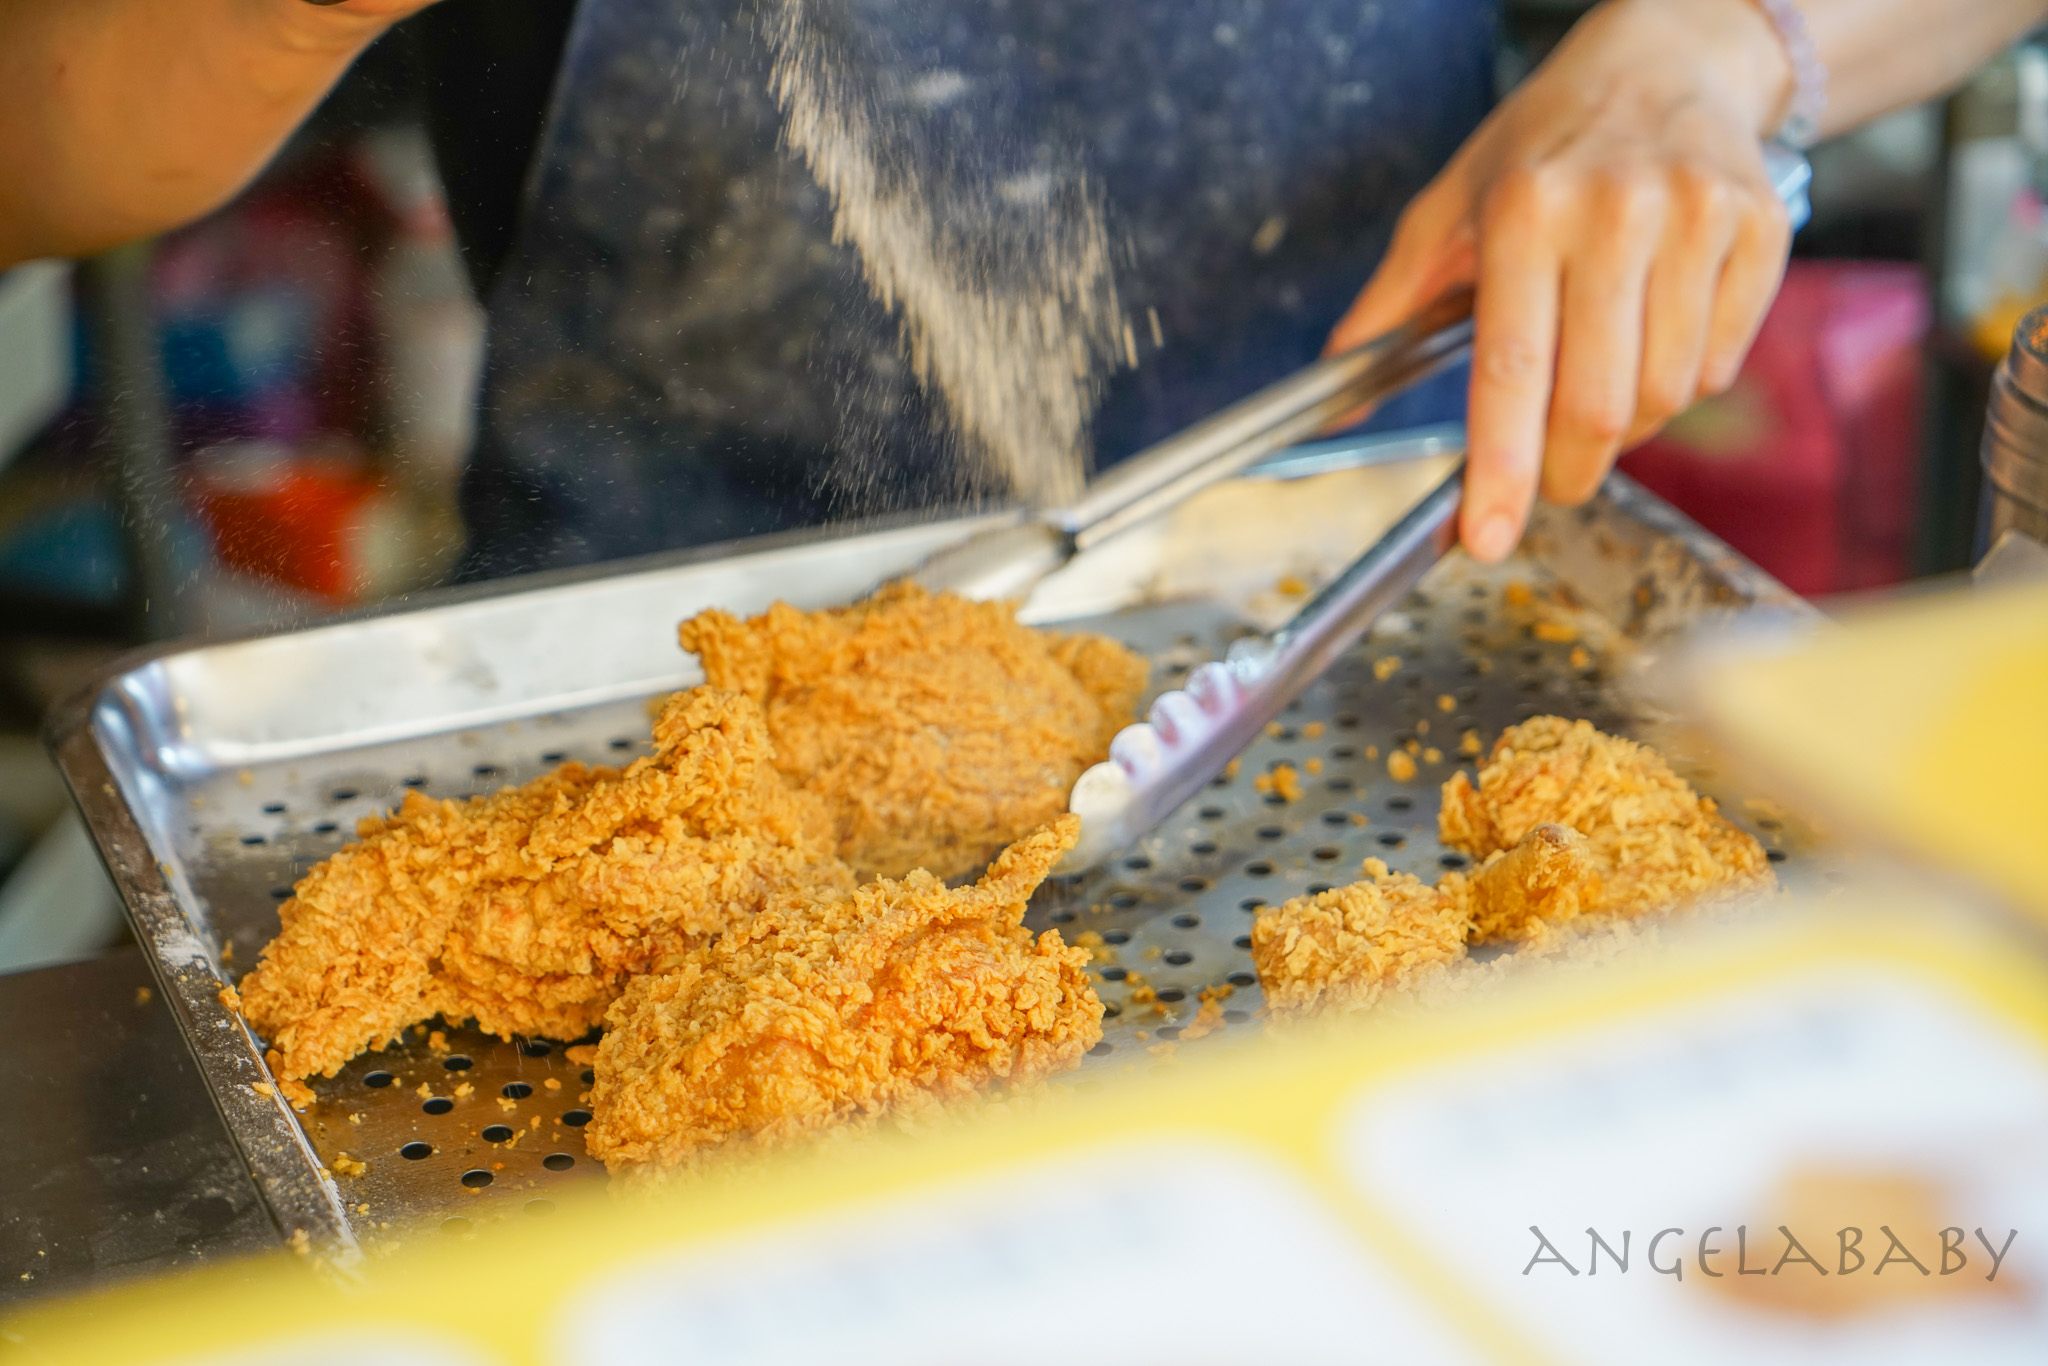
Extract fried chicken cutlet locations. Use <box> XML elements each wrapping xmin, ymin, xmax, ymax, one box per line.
<box><xmin>677</xmin><ymin>582</ymin><xmax>1146</xmax><ymax>881</ymax></box>
<box><xmin>584</xmin><ymin>815</ymin><xmax>1101</xmax><ymax>1174</ymax></box>
<box><xmin>1441</xmin><ymin>716</ymin><xmax>1774</xmax><ymax>917</ymax></box>
<box><xmin>1255</xmin><ymin>719</ymin><xmax>1772</xmax><ymax>1019</ymax></box>
<box><xmin>238</xmin><ymin>688</ymin><xmax>850</xmax><ymax>1092</ymax></box>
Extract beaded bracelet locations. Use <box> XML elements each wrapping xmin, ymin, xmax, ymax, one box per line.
<box><xmin>1754</xmin><ymin>0</ymin><xmax>1829</xmax><ymax>148</ymax></box>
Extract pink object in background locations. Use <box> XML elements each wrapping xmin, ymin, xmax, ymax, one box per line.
<box><xmin>1620</xmin><ymin>261</ymin><xmax>1929</xmax><ymax>597</ymax></box>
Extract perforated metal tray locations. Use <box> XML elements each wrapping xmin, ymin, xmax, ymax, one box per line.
<box><xmin>48</xmin><ymin>454</ymin><xmax>1815</xmax><ymax>1260</ymax></box>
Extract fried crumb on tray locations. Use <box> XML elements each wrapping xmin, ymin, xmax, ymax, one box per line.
<box><xmin>583</xmin><ymin>816</ymin><xmax>1101</xmax><ymax>1176</ymax></box>
<box><xmin>678</xmin><ymin>581</ymin><xmax>1146</xmax><ymax>881</ymax></box>
<box><xmin>1250</xmin><ymin>859</ymin><xmax>1471</xmax><ymax>1018</ymax></box>
<box><xmin>237</xmin><ymin>687</ymin><xmax>850</xmax><ymax>1087</ymax></box>
<box><xmin>1440</xmin><ymin>716</ymin><xmax>1774</xmax><ymax>916</ymax></box>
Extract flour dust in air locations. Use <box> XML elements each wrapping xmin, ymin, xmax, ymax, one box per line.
<box><xmin>765</xmin><ymin>0</ymin><xmax>1131</xmax><ymax>509</ymax></box>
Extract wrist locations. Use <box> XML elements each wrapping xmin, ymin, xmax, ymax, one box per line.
<box><xmin>1592</xmin><ymin>0</ymin><xmax>1796</xmax><ymax>139</ymax></box>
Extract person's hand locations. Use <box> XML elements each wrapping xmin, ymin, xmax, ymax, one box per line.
<box><xmin>1327</xmin><ymin>0</ymin><xmax>1796</xmax><ymax>562</ymax></box>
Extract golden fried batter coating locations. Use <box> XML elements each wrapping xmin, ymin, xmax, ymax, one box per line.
<box><xmin>678</xmin><ymin>582</ymin><xmax>1146</xmax><ymax>881</ymax></box>
<box><xmin>1440</xmin><ymin>822</ymin><xmax>1603</xmax><ymax>943</ymax></box>
<box><xmin>1440</xmin><ymin>716</ymin><xmax>1774</xmax><ymax>917</ymax></box>
<box><xmin>239</xmin><ymin>689</ymin><xmax>849</xmax><ymax>1085</ymax></box>
<box><xmin>1250</xmin><ymin>859</ymin><xmax>1471</xmax><ymax>1018</ymax></box>
<box><xmin>584</xmin><ymin>816</ymin><xmax>1101</xmax><ymax>1173</ymax></box>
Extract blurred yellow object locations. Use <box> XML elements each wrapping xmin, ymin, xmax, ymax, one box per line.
<box><xmin>8</xmin><ymin>889</ymin><xmax>2048</xmax><ymax>1365</ymax></box>
<box><xmin>1696</xmin><ymin>581</ymin><xmax>2048</xmax><ymax>921</ymax></box>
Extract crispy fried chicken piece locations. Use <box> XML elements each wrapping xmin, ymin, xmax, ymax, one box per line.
<box><xmin>238</xmin><ymin>689</ymin><xmax>849</xmax><ymax>1086</ymax></box>
<box><xmin>1440</xmin><ymin>716</ymin><xmax>1774</xmax><ymax>916</ymax></box>
<box><xmin>1439</xmin><ymin>823</ymin><xmax>1603</xmax><ymax>943</ymax></box>
<box><xmin>1250</xmin><ymin>858</ymin><xmax>1471</xmax><ymax>1019</ymax></box>
<box><xmin>584</xmin><ymin>815</ymin><xmax>1101</xmax><ymax>1174</ymax></box>
<box><xmin>677</xmin><ymin>582</ymin><xmax>1147</xmax><ymax>881</ymax></box>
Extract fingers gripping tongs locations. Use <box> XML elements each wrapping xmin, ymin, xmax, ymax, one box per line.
<box><xmin>916</xmin><ymin>145</ymin><xmax>1812</xmax><ymax>872</ymax></box>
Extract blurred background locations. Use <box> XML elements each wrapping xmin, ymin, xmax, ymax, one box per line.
<box><xmin>0</xmin><ymin>6</ymin><xmax>2045</xmax><ymax>972</ymax></box>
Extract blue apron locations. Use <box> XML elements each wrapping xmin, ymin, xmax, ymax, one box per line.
<box><xmin>458</xmin><ymin>0</ymin><xmax>1496</xmax><ymax>577</ymax></box>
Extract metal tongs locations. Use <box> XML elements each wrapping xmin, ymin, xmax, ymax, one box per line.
<box><xmin>916</xmin><ymin>145</ymin><xmax>1812</xmax><ymax>871</ymax></box>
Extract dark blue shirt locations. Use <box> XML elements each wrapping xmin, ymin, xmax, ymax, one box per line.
<box><xmin>459</xmin><ymin>0</ymin><xmax>1495</xmax><ymax>576</ymax></box>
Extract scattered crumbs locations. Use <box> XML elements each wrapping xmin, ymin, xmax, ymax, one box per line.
<box><xmin>1422</xmin><ymin>747</ymin><xmax>1442</xmax><ymax>765</ymax></box>
<box><xmin>1365</xmin><ymin>744</ymin><xmax>1380</xmax><ymax>761</ymax></box>
<box><xmin>1180</xmin><ymin>995</ymin><xmax>1229</xmax><ymax>1042</ymax></box>
<box><xmin>416</xmin><ymin>1083</ymin><xmax>433</xmax><ymax>1100</ymax></box>
<box><xmin>1253</xmin><ymin>762</ymin><xmax>1303</xmax><ymax>802</ymax></box>
<box><xmin>1416</xmin><ymin>719</ymin><xmax>1430</xmax><ymax>735</ymax></box>
<box><xmin>219</xmin><ymin>940</ymin><xmax>234</xmax><ymax>965</ymax></box>
<box><xmin>1141</xmin><ymin>944</ymin><xmax>1162</xmax><ymax>961</ymax></box>
<box><xmin>427</xmin><ymin>1030</ymin><xmax>448</xmax><ymax>1053</ymax></box>
<box><xmin>1264</xmin><ymin>720</ymin><xmax>1284</xmax><ymax>738</ymax></box>
<box><xmin>1127</xmin><ymin>973</ymin><xmax>1158</xmax><ymax>1007</ymax></box>
<box><xmin>1276</xmin><ymin>573</ymin><xmax>1310</xmax><ymax>597</ymax></box>
<box><xmin>249</xmin><ymin>1082</ymin><xmax>274</xmax><ymax>1099</ymax></box>
<box><xmin>1403</xmin><ymin>738</ymin><xmax>1422</xmax><ymax>755</ymax></box>
<box><xmin>355</xmin><ymin>1203</ymin><xmax>371</xmax><ymax>1215</ymax></box>
<box><xmin>1504</xmin><ymin>581</ymin><xmax>1533</xmax><ymax>607</ymax></box>
<box><xmin>1223</xmin><ymin>758</ymin><xmax>1242</xmax><ymax>781</ymax></box>
<box><xmin>454</xmin><ymin>1082</ymin><xmax>474</xmax><ymax>1099</ymax></box>
<box><xmin>332</xmin><ymin>1152</ymin><xmax>368</xmax><ymax>1178</ymax></box>
<box><xmin>503</xmin><ymin>1128</ymin><xmax>525</xmax><ymax>1148</ymax></box>
<box><xmin>1302</xmin><ymin>721</ymin><xmax>1325</xmax><ymax>739</ymax></box>
<box><xmin>1304</xmin><ymin>757</ymin><xmax>1323</xmax><ymax>775</ymax></box>
<box><xmin>236</xmin><ymin>769</ymin><xmax>255</xmax><ymax>787</ymax></box>
<box><xmin>529</xmin><ymin>1115</ymin><xmax>541</xmax><ymax>1129</ymax></box>
<box><xmin>1372</xmin><ymin>655</ymin><xmax>1402</xmax><ymax>682</ymax></box>
<box><xmin>544</xmin><ymin>1078</ymin><xmax>562</xmax><ymax>1091</ymax></box>
<box><xmin>288</xmin><ymin>1229</ymin><xmax>310</xmax><ymax>1257</ymax></box>
<box><xmin>1436</xmin><ymin>694</ymin><xmax>1456</xmax><ymax>713</ymax></box>
<box><xmin>1349</xmin><ymin>812</ymin><xmax>1369</xmax><ymax>826</ymax></box>
<box><xmin>134</xmin><ymin>986</ymin><xmax>152</xmax><ymax>1007</ymax></box>
<box><xmin>1460</xmin><ymin>729</ymin><xmax>1482</xmax><ymax>756</ymax></box>
<box><xmin>1134</xmin><ymin>1030</ymin><xmax>1151</xmax><ymax>1043</ymax></box>
<box><xmin>1743</xmin><ymin>796</ymin><xmax>1787</xmax><ymax>821</ymax></box>
<box><xmin>1533</xmin><ymin>620</ymin><xmax>1577</xmax><ymax>643</ymax></box>
<box><xmin>1387</xmin><ymin>750</ymin><xmax>1418</xmax><ymax>783</ymax></box>
<box><xmin>565</xmin><ymin>1044</ymin><xmax>599</xmax><ymax>1066</ymax></box>
<box><xmin>348</xmin><ymin>1112</ymin><xmax>364</xmax><ymax>1125</ymax></box>
<box><xmin>1147</xmin><ymin>1042</ymin><xmax>1180</xmax><ymax>1058</ymax></box>
<box><xmin>1569</xmin><ymin>645</ymin><xmax>1592</xmax><ymax>671</ymax></box>
<box><xmin>497</xmin><ymin>1097</ymin><xmax>519</xmax><ymax>1112</ymax></box>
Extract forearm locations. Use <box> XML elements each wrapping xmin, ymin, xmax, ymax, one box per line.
<box><xmin>1612</xmin><ymin>0</ymin><xmax>2048</xmax><ymax>144</ymax></box>
<box><xmin>1804</xmin><ymin>0</ymin><xmax>2048</xmax><ymax>135</ymax></box>
<box><xmin>0</xmin><ymin>0</ymin><xmax>430</xmax><ymax>268</ymax></box>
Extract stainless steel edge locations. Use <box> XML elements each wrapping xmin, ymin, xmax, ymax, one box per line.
<box><xmin>44</xmin><ymin>698</ymin><xmax>361</xmax><ymax>1265</ymax></box>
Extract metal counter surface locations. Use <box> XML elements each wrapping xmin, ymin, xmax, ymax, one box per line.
<box><xmin>0</xmin><ymin>947</ymin><xmax>278</xmax><ymax>1311</ymax></box>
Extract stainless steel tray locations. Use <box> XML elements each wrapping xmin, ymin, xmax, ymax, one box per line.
<box><xmin>48</xmin><ymin>451</ymin><xmax>1814</xmax><ymax>1260</ymax></box>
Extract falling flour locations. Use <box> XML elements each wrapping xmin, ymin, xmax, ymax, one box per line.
<box><xmin>764</xmin><ymin>0</ymin><xmax>1130</xmax><ymax>509</ymax></box>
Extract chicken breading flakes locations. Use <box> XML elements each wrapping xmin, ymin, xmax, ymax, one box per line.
<box><xmin>584</xmin><ymin>816</ymin><xmax>1101</xmax><ymax>1175</ymax></box>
